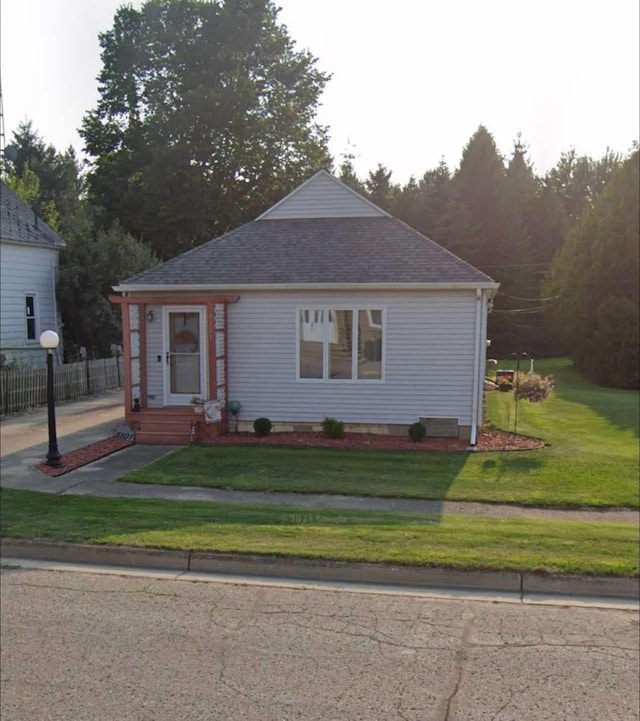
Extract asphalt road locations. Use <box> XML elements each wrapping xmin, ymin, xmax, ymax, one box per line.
<box><xmin>1</xmin><ymin>568</ymin><xmax>638</xmax><ymax>721</ymax></box>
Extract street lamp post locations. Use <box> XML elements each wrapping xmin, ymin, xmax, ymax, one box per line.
<box><xmin>40</xmin><ymin>330</ymin><xmax>62</xmax><ymax>467</ymax></box>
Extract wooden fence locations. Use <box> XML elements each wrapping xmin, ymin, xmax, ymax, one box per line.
<box><xmin>0</xmin><ymin>357</ymin><xmax>123</xmax><ymax>416</ymax></box>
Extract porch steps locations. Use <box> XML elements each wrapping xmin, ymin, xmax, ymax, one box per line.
<box><xmin>128</xmin><ymin>407</ymin><xmax>221</xmax><ymax>445</ymax></box>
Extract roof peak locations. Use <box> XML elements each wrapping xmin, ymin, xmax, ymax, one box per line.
<box><xmin>257</xmin><ymin>169</ymin><xmax>390</xmax><ymax>221</ymax></box>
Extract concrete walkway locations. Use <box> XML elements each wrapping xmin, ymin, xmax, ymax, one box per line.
<box><xmin>1</xmin><ymin>392</ymin><xmax>638</xmax><ymax>523</ymax></box>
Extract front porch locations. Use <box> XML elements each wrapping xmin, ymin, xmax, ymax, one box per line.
<box><xmin>109</xmin><ymin>293</ymin><xmax>239</xmax><ymax>444</ymax></box>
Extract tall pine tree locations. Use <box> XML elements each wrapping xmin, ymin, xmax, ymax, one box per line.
<box><xmin>545</xmin><ymin>151</ymin><xmax>639</xmax><ymax>388</ymax></box>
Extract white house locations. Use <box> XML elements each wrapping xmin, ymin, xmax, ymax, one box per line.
<box><xmin>0</xmin><ymin>181</ymin><xmax>65</xmax><ymax>368</ymax></box>
<box><xmin>112</xmin><ymin>170</ymin><xmax>499</xmax><ymax>445</ymax></box>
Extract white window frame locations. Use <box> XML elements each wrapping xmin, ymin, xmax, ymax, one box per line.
<box><xmin>295</xmin><ymin>306</ymin><xmax>386</xmax><ymax>383</ymax></box>
<box><xmin>24</xmin><ymin>292</ymin><xmax>38</xmax><ymax>343</ymax></box>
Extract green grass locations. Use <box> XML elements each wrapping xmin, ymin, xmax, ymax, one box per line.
<box><xmin>120</xmin><ymin>359</ymin><xmax>639</xmax><ymax>507</ymax></box>
<box><xmin>1</xmin><ymin>488</ymin><xmax>637</xmax><ymax>576</ymax></box>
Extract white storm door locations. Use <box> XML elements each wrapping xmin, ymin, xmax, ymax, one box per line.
<box><xmin>163</xmin><ymin>307</ymin><xmax>207</xmax><ymax>405</ymax></box>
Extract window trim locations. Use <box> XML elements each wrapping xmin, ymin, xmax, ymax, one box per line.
<box><xmin>296</xmin><ymin>305</ymin><xmax>386</xmax><ymax>383</ymax></box>
<box><xmin>24</xmin><ymin>292</ymin><xmax>39</xmax><ymax>343</ymax></box>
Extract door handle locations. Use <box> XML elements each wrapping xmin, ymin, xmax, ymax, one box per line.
<box><xmin>166</xmin><ymin>352</ymin><xmax>170</xmax><ymax>365</ymax></box>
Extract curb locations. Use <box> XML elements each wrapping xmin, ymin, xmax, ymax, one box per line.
<box><xmin>2</xmin><ymin>538</ymin><xmax>639</xmax><ymax>600</ymax></box>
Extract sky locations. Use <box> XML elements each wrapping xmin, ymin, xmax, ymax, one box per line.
<box><xmin>1</xmin><ymin>0</ymin><xmax>638</xmax><ymax>183</ymax></box>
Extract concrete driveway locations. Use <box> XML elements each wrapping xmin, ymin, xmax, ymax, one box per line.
<box><xmin>0</xmin><ymin>390</ymin><xmax>125</xmax><ymax>458</ymax></box>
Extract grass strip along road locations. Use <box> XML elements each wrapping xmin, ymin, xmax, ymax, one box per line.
<box><xmin>2</xmin><ymin>489</ymin><xmax>637</xmax><ymax>577</ymax></box>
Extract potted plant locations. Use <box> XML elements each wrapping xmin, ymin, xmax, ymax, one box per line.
<box><xmin>497</xmin><ymin>376</ymin><xmax>513</xmax><ymax>392</ymax></box>
<box><xmin>190</xmin><ymin>396</ymin><xmax>205</xmax><ymax>414</ymax></box>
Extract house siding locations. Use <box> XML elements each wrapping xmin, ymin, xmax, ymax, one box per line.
<box><xmin>261</xmin><ymin>172</ymin><xmax>386</xmax><ymax>220</ymax></box>
<box><xmin>146</xmin><ymin>304</ymin><xmax>164</xmax><ymax>406</ymax></box>
<box><xmin>224</xmin><ymin>289</ymin><xmax>478</xmax><ymax>426</ymax></box>
<box><xmin>0</xmin><ymin>241</ymin><xmax>62</xmax><ymax>368</ymax></box>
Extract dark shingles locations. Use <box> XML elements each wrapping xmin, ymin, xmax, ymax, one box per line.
<box><xmin>121</xmin><ymin>217</ymin><xmax>494</xmax><ymax>286</ymax></box>
<box><xmin>0</xmin><ymin>181</ymin><xmax>65</xmax><ymax>248</ymax></box>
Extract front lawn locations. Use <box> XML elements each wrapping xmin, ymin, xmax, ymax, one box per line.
<box><xmin>2</xmin><ymin>489</ymin><xmax>637</xmax><ymax>576</ymax></box>
<box><xmin>120</xmin><ymin>358</ymin><xmax>638</xmax><ymax>507</ymax></box>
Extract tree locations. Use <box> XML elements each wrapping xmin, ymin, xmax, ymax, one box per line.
<box><xmin>545</xmin><ymin>151</ymin><xmax>639</xmax><ymax>388</ymax></box>
<box><xmin>448</xmin><ymin>126</ymin><xmax>538</xmax><ymax>353</ymax></box>
<box><xmin>5</xmin><ymin>121</ymin><xmax>157</xmax><ymax>358</ymax></box>
<box><xmin>57</xmin><ymin>211</ymin><xmax>158</xmax><ymax>358</ymax></box>
<box><xmin>337</xmin><ymin>144</ymin><xmax>366</xmax><ymax>194</ymax></box>
<box><xmin>451</xmin><ymin>125</ymin><xmax>512</xmax><ymax>270</ymax></box>
<box><xmin>545</xmin><ymin>148</ymin><xmax>622</xmax><ymax>223</ymax></box>
<box><xmin>365</xmin><ymin>164</ymin><xmax>398</xmax><ymax>211</ymax></box>
<box><xmin>81</xmin><ymin>0</ymin><xmax>332</xmax><ymax>259</ymax></box>
<box><xmin>5</xmin><ymin>120</ymin><xmax>83</xmax><ymax>229</ymax></box>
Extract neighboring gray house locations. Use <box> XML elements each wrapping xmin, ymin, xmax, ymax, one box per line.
<box><xmin>112</xmin><ymin>170</ymin><xmax>499</xmax><ymax>444</ymax></box>
<box><xmin>0</xmin><ymin>181</ymin><xmax>65</xmax><ymax>368</ymax></box>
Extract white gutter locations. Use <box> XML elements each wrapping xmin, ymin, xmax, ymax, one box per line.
<box><xmin>114</xmin><ymin>281</ymin><xmax>501</xmax><ymax>294</ymax></box>
<box><xmin>469</xmin><ymin>288</ymin><xmax>483</xmax><ymax>447</ymax></box>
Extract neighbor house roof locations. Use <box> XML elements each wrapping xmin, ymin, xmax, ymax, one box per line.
<box><xmin>118</xmin><ymin>216</ymin><xmax>495</xmax><ymax>290</ymax></box>
<box><xmin>0</xmin><ymin>180</ymin><xmax>65</xmax><ymax>249</ymax></box>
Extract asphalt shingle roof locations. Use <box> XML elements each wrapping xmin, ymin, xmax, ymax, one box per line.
<box><xmin>121</xmin><ymin>217</ymin><xmax>494</xmax><ymax>286</ymax></box>
<box><xmin>0</xmin><ymin>181</ymin><xmax>65</xmax><ymax>248</ymax></box>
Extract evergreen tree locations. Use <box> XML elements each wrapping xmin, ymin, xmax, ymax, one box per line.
<box><xmin>365</xmin><ymin>164</ymin><xmax>398</xmax><ymax>211</ymax></box>
<box><xmin>5</xmin><ymin>121</ymin><xmax>158</xmax><ymax>359</ymax></box>
<box><xmin>449</xmin><ymin>126</ymin><xmax>531</xmax><ymax>353</ymax></box>
<box><xmin>337</xmin><ymin>146</ymin><xmax>366</xmax><ymax>194</ymax></box>
<box><xmin>545</xmin><ymin>151</ymin><xmax>639</xmax><ymax>388</ymax></box>
<box><xmin>4</xmin><ymin>121</ymin><xmax>82</xmax><ymax>230</ymax></box>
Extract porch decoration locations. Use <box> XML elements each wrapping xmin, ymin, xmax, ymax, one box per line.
<box><xmin>204</xmin><ymin>400</ymin><xmax>222</xmax><ymax>423</ymax></box>
<box><xmin>228</xmin><ymin>400</ymin><xmax>241</xmax><ymax>432</ymax></box>
<box><xmin>190</xmin><ymin>396</ymin><xmax>204</xmax><ymax>414</ymax></box>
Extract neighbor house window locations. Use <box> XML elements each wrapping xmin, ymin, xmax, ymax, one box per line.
<box><xmin>25</xmin><ymin>295</ymin><xmax>37</xmax><ymax>341</ymax></box>
<box><xmin>298</xmin><ymin>308</ymin><xmax>384</xmax><ymax>381</ymax></box>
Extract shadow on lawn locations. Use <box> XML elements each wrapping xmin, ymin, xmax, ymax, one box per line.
<box><xmin>480</xmin><ymin>455</ymin><xmax>542</xmax><ymax>482</ymax></box>
<box><xmin>551</xmin><ymin>365</ymin><xmax>639</xmax><ymax>437</ymax></box>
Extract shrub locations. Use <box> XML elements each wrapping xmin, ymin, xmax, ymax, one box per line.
<box><xmin>253</xmin><ymin>417</ymin><xmax>273</xmax><ymax>436</ymax></box>
<box><xmin>513</xmin><ymin>372</ymin><xmax>554</xmax><ymax>403</ymax></box>
<box><xmin>322</xmin><ymin>416</ymin><xmax>345</xmax><ymax>439</ymax></box>
<box><xmin>408</xmin><ymin>421</ymin><xmax>426</xmax><ymax>442</ymax></box>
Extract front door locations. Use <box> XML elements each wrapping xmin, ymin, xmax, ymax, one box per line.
<box><xmin>163</xmin><ymin>307</ymin><xmax>207</xmax><ymax>405</ymax></box>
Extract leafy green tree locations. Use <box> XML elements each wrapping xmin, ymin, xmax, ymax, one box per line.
<box><xmin>57</xmin><ymin>210</ymin><xmax>158</xmax><ymax>358</ymax></box>
<box><xmin>81</xmin><ymin>0</ymin><xmax>332</xmax><ymax>259</ymax></box>
<box><xmin>545</xmin><ymin>151</ymin><xmax>639</xmax><ymax>388</ymax></box>
<box><xmin>545</xmin><ymin>148</ymin><xmax>622</xmax><ymax>223</ymax></box>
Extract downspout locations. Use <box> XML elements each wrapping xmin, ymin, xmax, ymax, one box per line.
<box><xmin>469</xmin><ymin>288</ymin><xmax>483</xmax><ymax>447</ymax></box>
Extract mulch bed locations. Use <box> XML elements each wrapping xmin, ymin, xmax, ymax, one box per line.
<box><xmin>215</xmin><ymin>428</ymin><xmax>543</xmax><ymax>452</ymax></box>
<box><xmin>34</xmin><ymin>427</ymin><xmax>542</xmax><ymax>478</ymax></box>
<box><xmin>36</xmin><ymin>437</ymin><xmax>135</xmax><ymax>477</ymax></box>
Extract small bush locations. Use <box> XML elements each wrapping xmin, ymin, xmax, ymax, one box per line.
<box><xmin>514</xmin><ymin>372</ymin><xmax>554</xmax><ymax>403</ymax></box>
<box><xmin>322</xmin><ymin>416</ymin><xmax>345</xmax><ymax>439</ymax></box>
<box><xmin>253</xmin><ymin>417</ymin><xmax>273</xmax><ymax>436</ymax></box>
<box><xmin>408</xmin><ymin>421</ymin><xmax>426</xmax><ymax>442</ymax></box>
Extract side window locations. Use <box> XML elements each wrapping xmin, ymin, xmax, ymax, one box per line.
<box><xmin>25</xmin><ymin>295</ymin><xmax>37</xmax><ymax>341</ymax></box>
